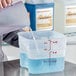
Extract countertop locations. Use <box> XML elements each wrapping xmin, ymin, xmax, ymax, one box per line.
<box><xmin>0</xmin><ymin>60</ymin><xmax>76</xmax><ymax>76</ymax></box>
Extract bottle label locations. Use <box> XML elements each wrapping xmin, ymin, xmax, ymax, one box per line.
<box><xmin>36</xmin><ymin>8</ymin><xmax>53</xmax><ymax>30</ymax></box>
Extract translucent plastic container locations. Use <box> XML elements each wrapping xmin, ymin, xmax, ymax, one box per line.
<box><xmin>18</xmin><ymin>30</ymin><xmax>66</xmax><ymax>74</ymax></box>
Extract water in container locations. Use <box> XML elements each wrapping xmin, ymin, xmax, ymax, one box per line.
<box><xmin>18</xmin><ymin>30</ymin><xmax>66</xmax><ymax>74</ymax></box>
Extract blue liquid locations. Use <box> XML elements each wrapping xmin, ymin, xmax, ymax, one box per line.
<box><xmin>20</xmin><ymin>53</ymin><xmax>28</xmax><ymax>68</ymax></box>
<box><xmin>20</xmin><ymin>53</ymin><xmax>64</xmax><ymax>74</ymax></box>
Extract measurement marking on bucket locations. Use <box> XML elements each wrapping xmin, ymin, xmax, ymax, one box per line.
<box><xmin>44</xmin><ymin>40</ymin><xmax>58</xmax><ymax>51</ymax></box>
<box><xmin>44</xmin><ymin>40</ymin><xmax>58</xmax><ymax>66</ymax></box>
<box><xmin>49</xmin><ymin>51</ymin><xmax>57</xmax><ymax>66</ymax></box>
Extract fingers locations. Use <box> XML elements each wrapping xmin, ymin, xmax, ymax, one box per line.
<box><xmin>0</xmin><ymin>1</ymin><xmax>3</xmax><ymax>8</ymax></box>
<box><xmin>0</xmin><ymin>0</ymin><xmax>12</xmax><ymax>8</ymax></box>
<box><xmin>23</xmin><ymin>27</ymin><xmax>30</xmax><ymax>32</ymax></box>
<box><xmin>6</xmin><ymin>0</ymin><xmax>12</xmax><ymax>5</ymax></box>
<box><xmin>1</xmin><ymin>0</ymin><xmax>8</xmax><ymax>8</ymax></box>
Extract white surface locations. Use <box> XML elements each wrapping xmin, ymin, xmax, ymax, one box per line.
<box><xmin>65</xmin><ymin>33</ymin><xmax>76</xmax><ymax>44</ymax></box>
<box><xmin>54</xmin><ymin>0</ymin><xmax>65</xmax><ymax>33</ymax></box>
<box><xmin>66</xmin><ymin>45</ymin><xmax>76</xmax><ymax>64</ymax></box>
<box><xmin>2</xmin><ymin>45</ymin><xmax>20</xmax><ymax>61</ymax></box>
<box><xmin>65</xmin><ymin>35</ymin><xmax>76</xmax><ymax>64</ymax></box>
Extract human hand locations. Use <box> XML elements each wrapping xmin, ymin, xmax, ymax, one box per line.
<box><xmin>23</xmin><ymin>27</ymin><xmax>30</xmax><ymax>32</ymax></box>
<box><xmin>0</xmin><ymin>0</ymin><xmax>12</xmax><ymax>8</ymax></box>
